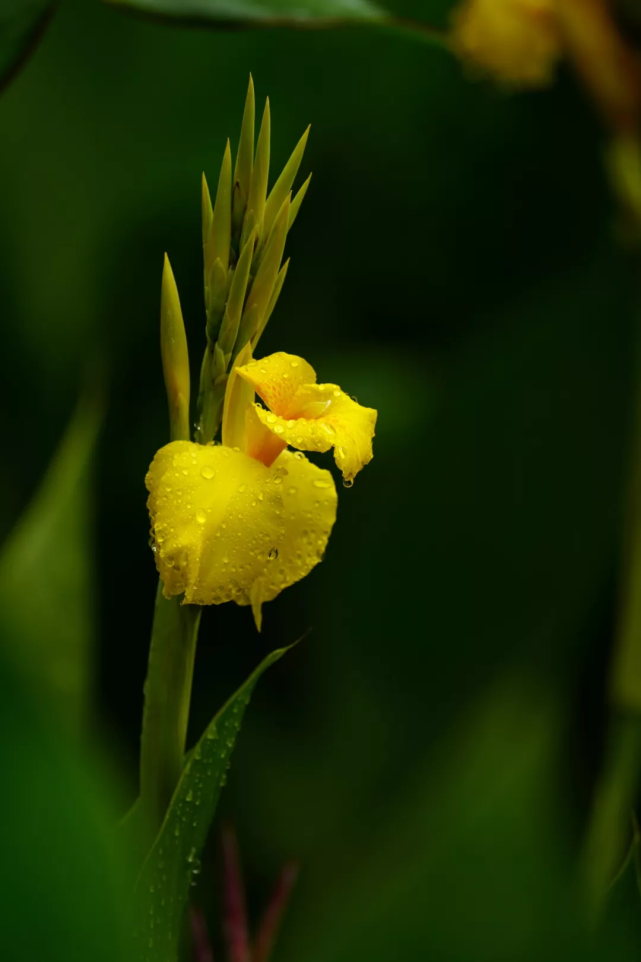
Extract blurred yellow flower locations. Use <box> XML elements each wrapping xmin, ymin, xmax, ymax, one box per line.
<box><xmin>236</xmin><ymin>352</ymin><xmax>377</xmax><ymax>484</ymax></box>
<box><xmin>451</xmin><ymin>0</ymin><xmax>561</xmax><ymax>88</ymax></box>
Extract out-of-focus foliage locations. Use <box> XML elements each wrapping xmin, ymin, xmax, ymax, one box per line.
<box><xmin>1</xmin><ymin>0</ymin><xmax>640</xmax><ymax>959</ymax></box>
<box><xmin>104</xmin><ymin>0</ymin><xmax>385</xmax><ymax>26</ymax></box>
<box><xmin>0</xmin><ymin>638</ymin><xmax>128</xmax><ymax>962</ymax></box>
<box><xmin>0</xmin><ymin>396</ymin><xmax>101</xmax><ymax>733</ymax></box>
<box><xmin>0</xmin><ymin>0</ymin><xmax>54</xmax><ymax>91</ymax></box>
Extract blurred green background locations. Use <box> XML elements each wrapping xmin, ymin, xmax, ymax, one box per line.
<box><xmin>1</xmin><ymin>0</ymin><xmax>640</xmax><ymax>958</ymax></box>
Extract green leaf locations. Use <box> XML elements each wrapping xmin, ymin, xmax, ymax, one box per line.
<box><xmin>0</xmin><ymin>643</ymin><xmax>129</xmax><ymax>962</ymax></box>
<box><xmin>0</xmin><ymin>394</ymin><xmax>102</xmax><ymax>733</ymax></box>
<box><xmin>103</xmin><ymin>0</ymin><xmax>385</xmax><ymax>26</ymax></box>
<box><xmin>133</xmin><ymin>645</ymin><xmax>291</xmax><ymax>962</ymax></box>
<box><xmin>0</xmin><ymin>0</ymin><xmax>55</xmax><ymax>93</ymax></box>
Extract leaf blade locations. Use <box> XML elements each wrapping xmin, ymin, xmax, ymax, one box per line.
<box><xmin>133</xmin><ymin>645</ymin><xmax>292</xmax><ymax>962</ymax></box>
<box><xmin>0</xmin><ymin>0</ymin><xmax>55</xmax><ymax>93</ymax></box>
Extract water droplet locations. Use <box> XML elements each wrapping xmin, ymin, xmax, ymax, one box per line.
<box><xmin>314</xmin><ymin>479</ymin><xmax>331</xmax><ymax>489</ymax></box>
<box><xmin>288</xmin><ymin>486</ymin><xmax>298</xmax><ymax>495</ymax></box>
<box><xmin>258</xmin><ymin>493</ymin><xmax>264</xmax><ymax>501</ymax></box>
<box><xmin>187</xmin><ymin>846</ymin><xmax>197</xmax><ymax>863</ymax></box>
<box><xmin>186</xmin><ymin>789</ymin><xmax>193</xmax><ymax>801</ymax></box>
<box><xmin>274</xmin><ymin>424</ymin><xmax>285</xmax><ymax>435</ymax></box>
<box><xmin>200</xmin><ymin>466</ymin><xmax>215</xmax><ymax>480</ymax></box>
<box><xmin>182</xmin><ymin>468</ymin><xmax>190</xmax><ymax>475</ymax></box>
<box><xmin>196</xmin><ymin>510</ymin><xmax>207</xmax><ymax>524</ymax></box>
<box><xmin>239</xmin><ymin>484</ymin><xmax>246</xmax><ymax>492</ymax></box>
<box><xmin>272</xmin><ymin>476</ymin><xmax>283</xmax><ymax>485</ymax></box>
<box><xmin>293</xmin><ymin>451</ymin><xmax>305</xmax><ymax>461</ymax></box>
<box><xmin>291</xmin><ymin>359</ymin><xmax>299</xmax><ymax>368</ymax></box>
<box><xmin>268</xmin><ymin>548</ymin><xmax>279</xmax><ymax>561</ymax></box>
<box><xmin>266</xmin><ymin>413</ymin><xmax>277</xmax><ymax>424</ymax></box>
<box><xmin>343</xmin><ymin>478</ymin><xmax>354</xmax><ymax>488</ymax></box>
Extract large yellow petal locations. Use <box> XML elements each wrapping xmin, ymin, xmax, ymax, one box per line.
<box><xmin>146</xmin><ymin>441</ymin><xmax>284</xmax><ymax>606</ymax></box>
<box><xmin>253</xmin><ymin>383</ymin><xmax>377</xmax><ymax>483</ymax></box>
<box><xmin>146</xmin><ymin>441</ymin><xmax>337</xmax><ymax>628</ymax></box>
<box><xmin>236</xmin><ymin>352</ymin><xmax>317</xmax><ymax>417</ymax></box>
<box><xmin>238</xmin><ymin>449</ymin><xmax>338</xmax><ymax>628</ymax></box>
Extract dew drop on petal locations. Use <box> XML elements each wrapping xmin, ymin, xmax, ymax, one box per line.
<box><xmin>200</xmin><ymin>466</ymin><xmax>215</xmax><ymax>480</ymax></box>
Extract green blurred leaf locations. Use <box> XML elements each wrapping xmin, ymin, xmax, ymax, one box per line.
<box><xmin>0</xmin><ymin>0</ymin><xmax>55</xmax><ymax>92</ymax></box>
<box><xmin>134</xmin><ymin>645</ymin><xmax>291</xmax><ymax>962</ymax></box>
<box><xmin>0</xmin><ymin>395</ymin><xmax>102</xmax><ymax>733</ymax></box>
<box><xmin>104</xmin><ymin>0</ymin><xmax>384</xmax><ymax>26</ymax></box>
<box><xmin>0</xmin><ymin>636</ymin><xmax>129</xmax><ymax>962</ymax></box>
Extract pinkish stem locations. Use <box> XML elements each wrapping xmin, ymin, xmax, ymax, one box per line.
<box><xmin>252</xmin><ymin>862</ymin><xmax>300</xmax><ymax>962</ymax></box>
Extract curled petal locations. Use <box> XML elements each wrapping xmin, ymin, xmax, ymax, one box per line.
<box><xmin>236</xmin><ymin>352</ymin><xmax>317</xmax><ymax>416</ymax></box>
<box><xmin>253</xmin><ymin>384</ymin><xmax>377</xmax><ymax>483</ymax></box>
<box><xmin>146</xmin><ymin>441</ymin><xmax>336</xmax><ymax>628</ymax></box>
<box><xmin>237</xmin><ymin>352</ymin><xmax>377</xmax><ymax>482</ymax></box>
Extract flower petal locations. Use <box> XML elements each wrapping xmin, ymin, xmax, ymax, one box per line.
<box><xmin>238</xmin><ymin>449</ymin><xmax>337</xmax><ymax>625</ymax></box>
<box><xmin>253</xmin><ymin>384</ymin><xmax>377</xmax><ymax>482</ymax></box>
<box><xmin>146</xmin><ymin>441</ymin><xmax>337</xmax><ymax>628</ymax></box>
<box><xmin>146</xmin><ymin>441</ymin><xmax>284</xmax><ymax>606</ymax></box>
<box><xmin>236</xmin><ymin>352</ymin><xmax>317</xmax><ymax>417</ymax></box>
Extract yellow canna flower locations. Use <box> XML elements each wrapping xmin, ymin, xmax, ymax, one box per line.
<box><xmin>146</xmin><ymin>442</ymin><xmax>337</xmax><ymax>630</ymax></box>
<box><xmin>236</xmin><ymin>352</ymin><xmax>377</xmax><ymax>484</ymax></box>
<box><xmin>451</xmin><ymin>0</ymin><xmax>561</xmax><ymax>88</ymax></box>
<box><xmin>146</xmin><ymin>347</ymin><xmax>343</xmax><ymax>630</ymax></box>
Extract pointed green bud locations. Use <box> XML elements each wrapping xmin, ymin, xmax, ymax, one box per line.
<box><xmin>218</xmin><ymin>228</ymin><xmax>257</xmax><ymax>357</ymax></box>
<box><xmin>289</xmin><ymin>172</ymin><xmax>311</xmax><ymax>231</ymax></box>
<box><xmin>160</xmin><ymin>254</ymin><xmax>191</xmax><ymax>442</ymax></box>
<box><xmin>232</xmin><ymin>75</ymin><xmax>255</xmax><ymax>244</ymax></box>
<box><xmin>205</xmin><ymin>257</ymin><xmax>228</xmax><ymax>343</ymax></box>
<box><xmin>205</xmin><ymin>140</ymin><xmax>232</xmax><ymax>279</ymax></box>
<box><xmin>201</xmin><ymin>173</ymin><xmax>213</xmax><ymax>250</ymax></box>
<box><xmin>247</xmin><ymin>98</ymin><xmax>271</xmax><ymax>236</ymax></box>
<box><xmin>234</xmin><ymin>195</ymin><xmax>290</xmax><ymax>360</ymax></box>
<box><xmin>263</xmin><ymin>125</ymin><xmax>310</xmax><ymax>240</ymax></box>
<box><xmin>253</xmin><ymin>257</ymin><xmax>290</xmax><ymax>348</ymax></box>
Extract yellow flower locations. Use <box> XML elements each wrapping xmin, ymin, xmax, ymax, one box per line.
<box><xmin>146</xmin><ymin>347</ymin><xmax>346</xmax><ymax>630</ymax></box>
<box><xmin>451</xmin><ymin>0</ymin><xmax>561</xmax><ymax>88</ymax></box>
<box><xmin>236</xmin><ymin>352</ymin><xmax>377</xmax><ymax>484</ymax></box>
<box><xmin>146</xmin><ymin>442</ymin><xmax>337</xmax><ymax>630</ymax></box>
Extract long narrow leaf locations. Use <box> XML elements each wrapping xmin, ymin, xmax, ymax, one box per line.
<box><xmin>133</xmin><ymin>645</ymin><xmax>292</xmax><ymax>962</ymax></box>
<box><xmin>0</xmin><ymin>394</ymin><xmax>102</xmax><ymax>733</ymax></box>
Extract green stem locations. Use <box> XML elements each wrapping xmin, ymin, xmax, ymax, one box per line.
<box><xmin>140</xmin><ymin>583</ymin><xmax>202</xmax><ymax>833</ymax></box>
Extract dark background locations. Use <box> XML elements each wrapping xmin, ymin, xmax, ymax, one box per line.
<box><xmin>0</xmin><ymin>1</ymin><xmax>638</xmax><ymax>958</ymax></box>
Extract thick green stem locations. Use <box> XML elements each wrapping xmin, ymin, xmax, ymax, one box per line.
<box><xmin>140</xmin><ymin>583</ymin><xmax>202</xmax><ymax>833</ymax></box>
